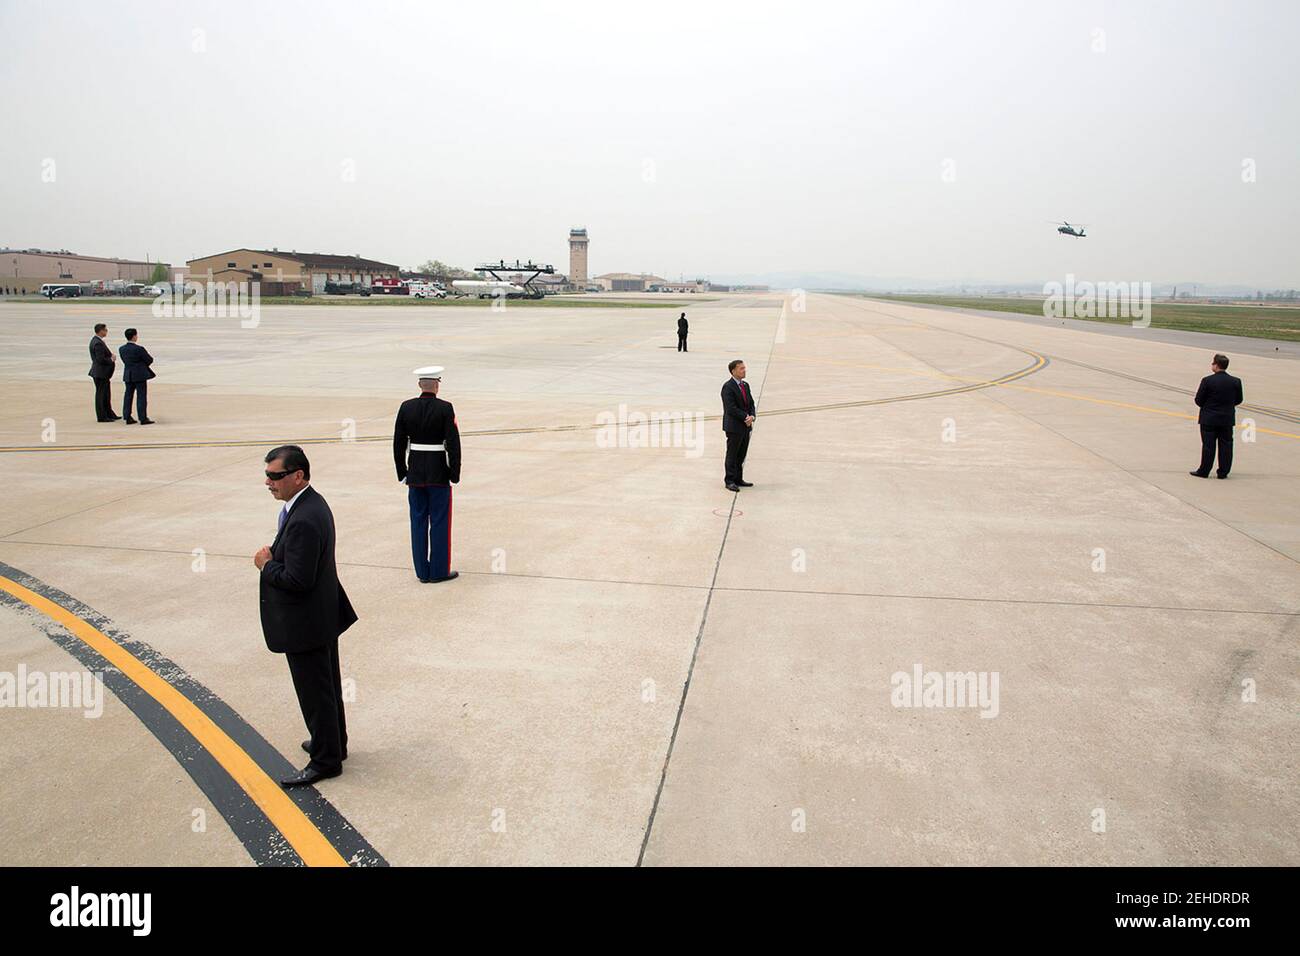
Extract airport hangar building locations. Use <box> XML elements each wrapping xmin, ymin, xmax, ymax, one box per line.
<box><xmin>2</xmin><ymin>248</ymin><xmax>168</xmax><ymax>292</ymax></box>
<box><xmin>591</xmin><ymin>272</ymin><xmax>711</xmax><ymax>293</ymax></box>
<box><xmin>185</xmin><ymin>248</ymin><xmax>401</xmax><ymax>295</ymax></box>
<box><xmin>592</xmin><ymin>272</ymin><xmax>669</xmax><ymax>292</ymax></box>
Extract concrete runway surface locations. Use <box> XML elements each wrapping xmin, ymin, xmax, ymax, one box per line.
<box><xmin>0</xmin><ymin>293</ymin><xmax>1295</xmax><ymax>865</ymax></box>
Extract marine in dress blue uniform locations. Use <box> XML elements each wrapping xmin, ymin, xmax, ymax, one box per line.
<box><xmin>394</xmin><ymin>366</ymin><xmax>462</xmax><ymax>583</ymax></box>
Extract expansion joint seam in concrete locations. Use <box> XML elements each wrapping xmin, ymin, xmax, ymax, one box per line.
<box><xmin>844</xmin><ymin>299</ymin><xmax>1300</xmax><ymax>567</ymax></box>
<box><xmin>636</xmin><ymin>296</ymin><xmax>785</xmax><ymax>866</ymax></box>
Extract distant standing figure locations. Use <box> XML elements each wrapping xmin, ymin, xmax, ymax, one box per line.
<box><xmin>118</xmin><ymin>328</ymin><xmax>156</xmax><ymax>425</ymax></box>
<box><xmin>677</xmin><ymin>312</ymin><xmax>689</xmax><ymax>352</ymax></box>
<box><xmin>1190</xmin><ymin>353</ymin><xmax>1244</xmax><ymax>479</ymax></box>
<box><xmin>88</xmin><ymin>323</ymin><xmax>119</xmax><ymax>422</ymax></box>
<box><xmin>721</xmin><ymin>359</ymin><xmax>756</xmax><ymax>491</ymax></box>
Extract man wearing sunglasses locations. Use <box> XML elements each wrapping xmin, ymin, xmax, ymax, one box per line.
<box><xmin>254</xmin><ymin>445</ymin><xmax>358</xmax><ymax>787</ymax></box>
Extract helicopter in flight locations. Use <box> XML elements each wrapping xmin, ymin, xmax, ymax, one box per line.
<box><xmin>1052</xmin><ymin>221</ymin><xmax>1087</xmax><ymax>238</ymax></box>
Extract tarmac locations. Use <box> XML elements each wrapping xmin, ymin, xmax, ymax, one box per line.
<box><xmin>0</xmin><ymin>292</ymin><xmax>1296</xmax><ymax>865</ymax></box>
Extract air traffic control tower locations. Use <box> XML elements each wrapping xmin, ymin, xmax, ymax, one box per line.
<box><xmin>569</xmin><ymin>228</ymin><xmax>589</xmax><ymax>290</ymax></box>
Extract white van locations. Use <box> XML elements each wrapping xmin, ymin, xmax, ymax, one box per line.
<box><xmin>409</xmin><ymin>281</ymin><xmax>446</xmax><ymax>299</ymax></box>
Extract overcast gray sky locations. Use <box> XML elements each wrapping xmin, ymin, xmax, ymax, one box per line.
<box><xmin>2</xmin><ymin>0</ymin><xmax>1297</xmax><ymax>286</ymax></box>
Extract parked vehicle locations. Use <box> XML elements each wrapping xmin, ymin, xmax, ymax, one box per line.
<box><xmin>451</xmin><ymin>278</ymin><xmax>533</xmax><ymax>299</ymax></box>
<box><xmin>409</xmin><ymin>282</ymin><xmax>446</xmax><ymax>299</ymax></box>
<box><xmin>370</xmin><ymin>277</ymin><xmax>410</xmax><ymax>295</ymax></box>
<box><xmin>324</xmin><ymin>281</ymin><xmax>371</xmax><ymax>296</ymax></box>
<box><xmin>88</xmin><ymin>279</ymin><xmax>133</xmax><ymax>296</ymax></box>
<box><xmin>141</xmin><ymin>284</ymin><xmax>166</xmax><ymax>297</ymax></box>
<box><xmin>40</xmin><ymin>283</ymin><xmax>81</xmax><ymax>298</ymax></box>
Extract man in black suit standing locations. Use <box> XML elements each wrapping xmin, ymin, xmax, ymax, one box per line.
<box><xmin>721</xmin><ymin>359</ymin><xmax>756</xmax><ymax>492</ymax></box>
<box><xmin>88</xmin><ymin>323</ymin><xmax>119</xmax><ymax>422</ymax></box>
<box><xmin>1190</xmin><ymin>353</ymin><xmax>1244</xmax><ymax>479</ymax></box>
<box><xmin>677</xmin><ymin>312</ymin><xmax>689</xmax><ymax>352</ymax></box>
<box><xmin>118</xmin><ymin>328</ymin><xmax>156</xmax><ymax>425</ymax></box>
<box><xmin>254</xmin><ymin>445</ymin><xmax>358</xmax><ymax>787</ymax></box>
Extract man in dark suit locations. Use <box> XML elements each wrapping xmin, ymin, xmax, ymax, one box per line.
<box><xmin>721</xmin><ymin>359</ymin><xmax>756</xmax><ymax>492</ymax></box>
<box><xmin>394</xmin><ymin>366</ymin><xmax>462</xmax><ymax>583</ymax></box>
<box><xmin>1191</xmin><ymin>353</ymin><xmax>1244</xmax><ymax>479</ymax></box>
<box><xmin>88</xmin><ymin>323</ymin><xmax>119</xmax><ymax>422</ymax></box>
<box><xmin>677</xmin><ymin>312</ymin><xmax>689</xmax><ymax>352</ymax></box>
<box><xmin>254</xmin><ymin>445</ymin><xmax>358</xmax><ymax>787</ymax></box>
<box><xmin>118</xmin><ymin>328</ymin><xmax>156</xmax><ymax>425</ymax></box>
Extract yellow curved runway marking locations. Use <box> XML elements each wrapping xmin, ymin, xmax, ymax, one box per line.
<box><xmin>0</xmin><ymin>573</ymin><xmax>348</xmax><ymax>867</ymax></box>
<box><xmin>0</xmin><ymin>352</ymin><xmax>1048</xmax><ymax>453</ymax></box>
<box><xmin>779</xmin><ymin>354</ymin><xmax>1300</xmax><ymax>440</ymax></box>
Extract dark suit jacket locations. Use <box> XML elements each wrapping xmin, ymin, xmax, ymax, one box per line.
<box><xmin>721</xmin><ymin>377</ymin><xmax>756</xmax><ymax>434</ymax></box>
<box><xmin>678</xmin><ymin>317</ymin><xmax>689</xmax><ymax>334</ymax></box>
<box><xmin>1194</xmin><ymin>370</ymin><xmax>1243</xmax><ymax>427</ymax></box>
<box><xmin>259</xmin><ymin>485</ymin><xmax>358</xmax><ymax>654</ymax></box>
<box><xmin>88</xmin><ymin>336</ymin><xmax>115</xmax><ymax>379</ymax></box>
<box><xmin>119</xmin><ymin>341</ymin><xmax>156</xmax><ymax>383</ymax></box>
<box><xmin>394</xmin><ymin>394</ymin><xmax>462</xmax><ymax>486</ymax></box>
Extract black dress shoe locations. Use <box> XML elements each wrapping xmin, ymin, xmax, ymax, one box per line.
<box><xmin>139</xmin><ymin>418</ymin><xmax>155</xmax><ymax>425</ymax></box>
<box><xmin>1189</xmin><ymin>471</ymin><xmax>1208</xmax><ymax>478</ymax></box>
<box><xmin>123</xmin><ymin>417</ymin><xmax>137</xmax><ymax>424</ymax></box>
<box><xmin>1216</xmin><ymin>474</ymin><xmax>1228</xmax><ymax>479</ymax></box>
<box><xmin>280</xmin><ymin>766</ymin><xmax>342</xmax><ymax>788</ymax></box>
<box><xmin>302</xmin><ymin>740</ymin><xmax>347</xmax><ymax>760</ymax></box>
<box><xmin>725</xmin><ymin>482</ymin><xmax>740</xmax><ymax>492</ymax></box>
<box><xmin>736</xmin><ymin>480</ymin><xmax>754</xmax><ymax>487</ymax></box>
<box><xmin>426</xmin><ymin>571</ymin><xmax>459</xmax><ymax>583</ymax></box>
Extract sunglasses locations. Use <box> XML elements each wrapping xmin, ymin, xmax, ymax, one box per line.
<box><xmin>265</xmin><ymin>469</ymin><xmax>297</xmax><ymax>480</ymax></box>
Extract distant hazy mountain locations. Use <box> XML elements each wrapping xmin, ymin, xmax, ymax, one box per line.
<box><xmin>705</xmin><ymin>272</ymin><xmax>1282</xmax><ymax>298</ymax></box>
<box><xmin>707</xmin><ymin>272</ymin><xmax>1052</xmax><ymax>293</ymax></box>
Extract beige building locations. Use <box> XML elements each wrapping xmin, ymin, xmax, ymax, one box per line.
<box><xmin>591</xmin><ymin>272</ymin><xmax>669</xmax><ymax>292</ymax></box>
<box><xmin>1</xmin><ymin>248</ymin><xmax>168</xmax><ymax>293</ymax></box>
<box><xmin>657</xmin><ymin>278</ymin><xmax>712</xmax><ymax>293</ymax></box>
<box><xmin>504</xmin><ymin>272</ymin><xmax>571</xmax><ymax>294</ymax></box>
<box><xmin>568</xmin><ymin>228</ymin><xmax>589</xmax><ymax>290</ymax></box>
<box><xmin>186</xmin><ymin>248</ymin><xmax>401</xmax><ymax>295</ymax></box>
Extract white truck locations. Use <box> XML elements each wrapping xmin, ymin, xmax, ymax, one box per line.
<box><xmin>408</xmin><ymin>281</ymin><xmax>446</xmax><ymax>299</ymax></box>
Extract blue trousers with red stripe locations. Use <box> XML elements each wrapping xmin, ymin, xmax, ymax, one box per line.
<box><xmin>408</xmin><ymin>484</ymin><xmax>452</xmax><ymax>581</ymax></box>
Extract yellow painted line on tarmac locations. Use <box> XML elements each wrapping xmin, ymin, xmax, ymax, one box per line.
<box><xmin>1000</xmin><ymin>383</ymin><xmax>1300</xmax><ymax>439</ymax></box>
<box><xmin>0</xmin><ymin>573</ymin><xmax>349</xmax><ymax>867</ymax></box>
<box><xmin>0</xmin><ymin>354</ymin><xmax>1048</xmax><ymax>453</ymax></box>
<box><xmin>781</xmin><ymin>353</ymin><xmax>1300</xmax><ymax>440</ymax></box>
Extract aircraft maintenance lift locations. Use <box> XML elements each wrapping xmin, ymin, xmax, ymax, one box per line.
<box><xmin>474</xmin><ymin>259</ymin><xmax>555</xmax><ymax>299</ymax></box>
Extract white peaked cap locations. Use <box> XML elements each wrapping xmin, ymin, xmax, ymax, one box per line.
<box><xmin>413</xmin><ymin>366</ymin><xmax>445</xmax><ymax>378</ymax></box>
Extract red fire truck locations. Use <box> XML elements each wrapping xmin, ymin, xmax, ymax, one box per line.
<box><xmin>370</xmin><ymin>277</ymin><xmax>409</xmax><ymax>295</ymax></box>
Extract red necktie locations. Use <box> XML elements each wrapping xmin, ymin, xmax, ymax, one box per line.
<box><xmin>740</xmin><ymin>381</ymin><xmax>749</xmax><ymax>409</ymax></box>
